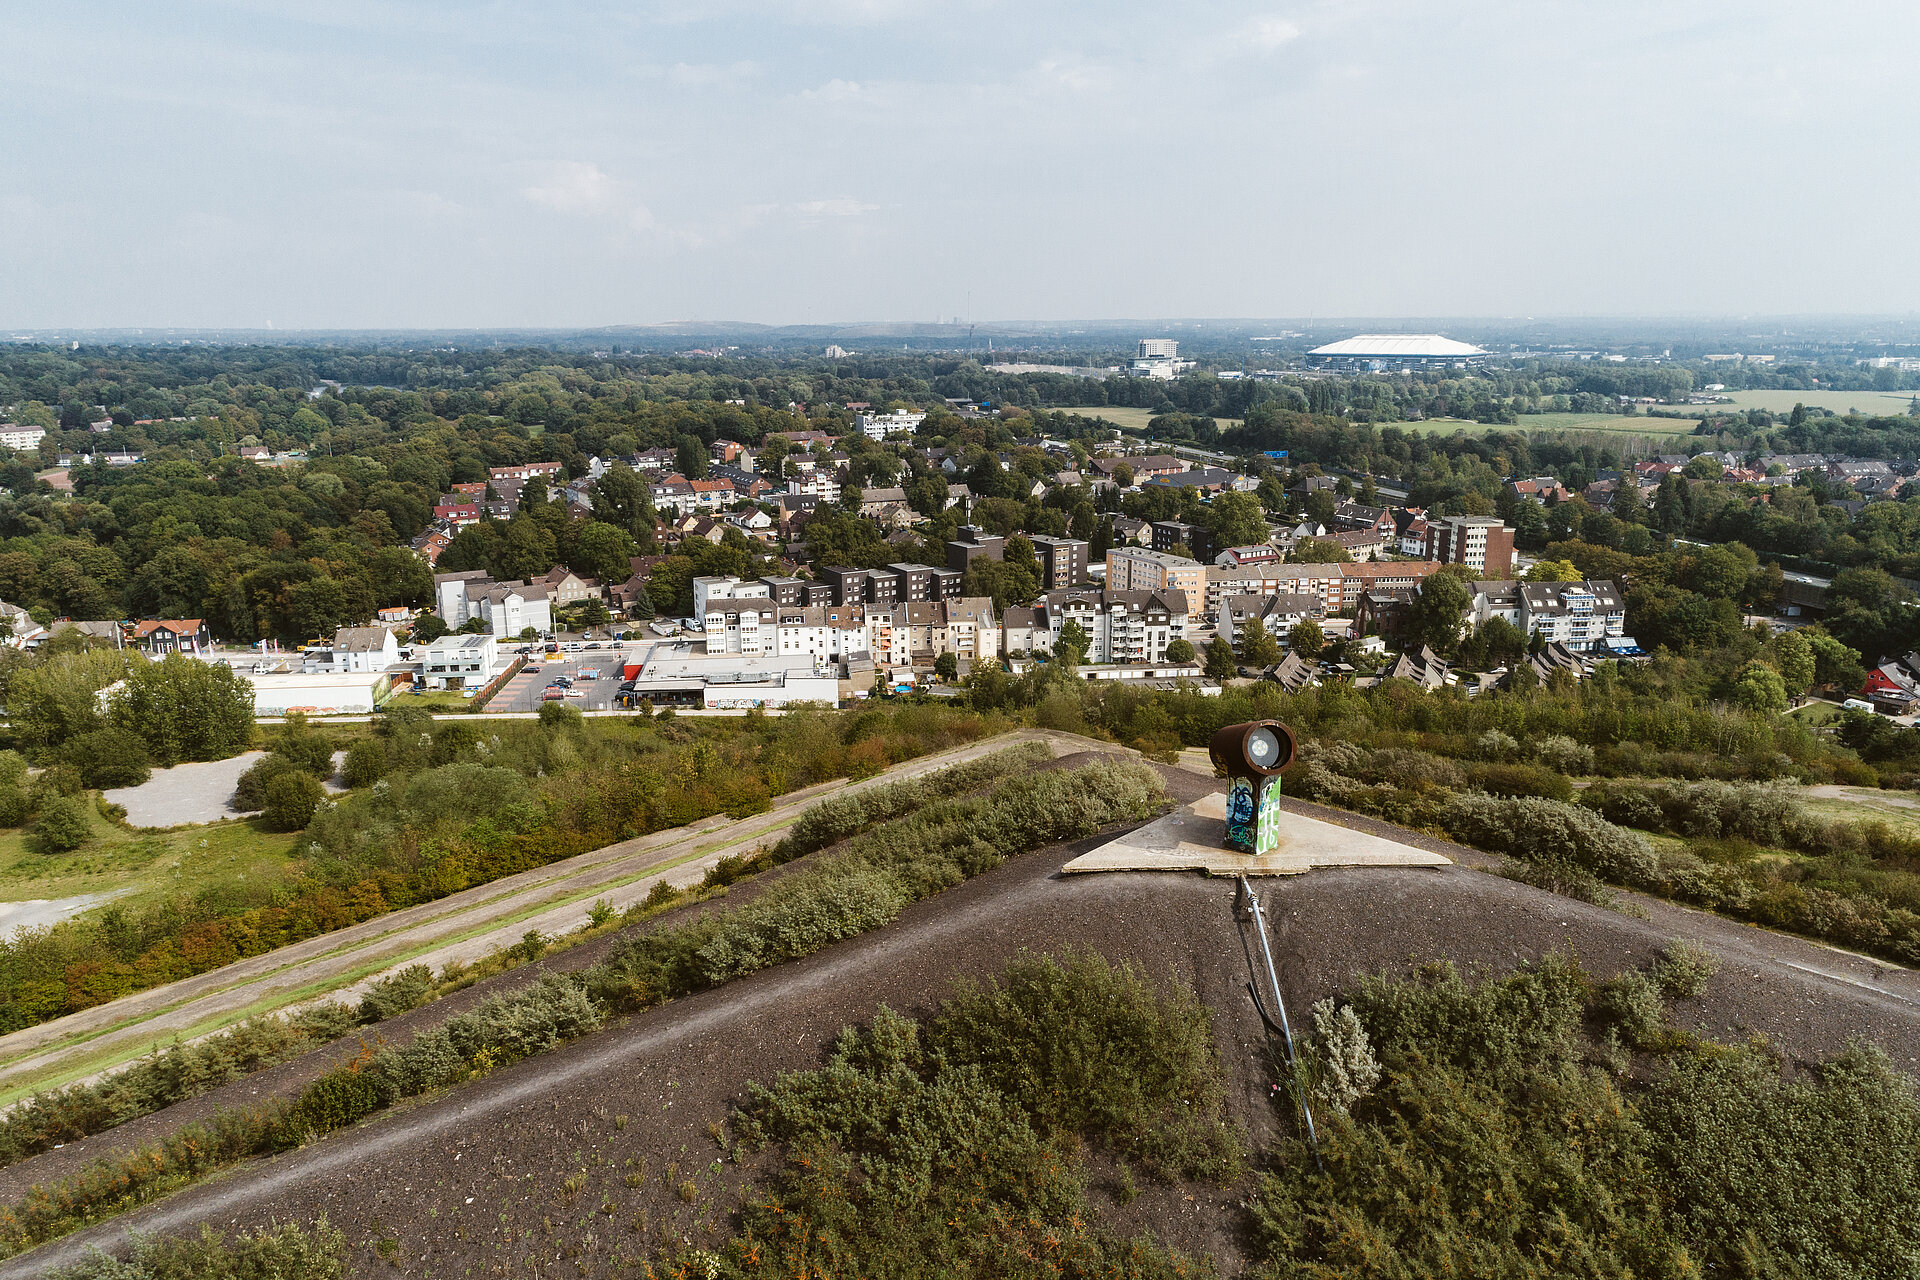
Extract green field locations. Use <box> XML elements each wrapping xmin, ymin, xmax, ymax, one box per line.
<box><xmin>0</xmin><ymin>807</ymin><xmax>300</xmax><ymax>921</ymax></box>
<box><xmin>1378</xmin><ymin>413</ymin><xmax>1700</xmax><ymax>439</ymax></box>
<box><xmin>1685</xmin><ymin>388</ymin><xmax>1920</xmax><ymax>418</ymax></box>
<box><xmin>1062</xmin><ymin>406</ymin><xmax>1242</xmax><ymax>433</ymax></box>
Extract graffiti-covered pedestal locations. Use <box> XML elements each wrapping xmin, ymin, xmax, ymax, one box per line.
<box><xmin>1210</xmin><ymin>721</ymin><xmax>1295</xmax><ymax>856</ymax></box>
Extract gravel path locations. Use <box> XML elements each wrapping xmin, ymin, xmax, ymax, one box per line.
<box><xmin>102</xmin><ymin>753</ymin><xmax>265</xmax><ymax>827</ymax></box>
<box><xmin>10</xmin><ymin>762</ymin><xmax>1920</xmax><ymax>1276</ymax></box>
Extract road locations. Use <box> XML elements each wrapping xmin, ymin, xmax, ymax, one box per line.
<box><xmin>0</xmin><ymin>730</ymin><xmax>1059</xmax><ymax>1108</ymax></box>
<box><xmin>11</xmin><ymin>768</ymin><xmax>1920</xmax><ymax>1277</ymax></box>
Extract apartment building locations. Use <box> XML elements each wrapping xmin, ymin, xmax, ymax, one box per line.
<box><xmin>1007</xmin><ymin>589</ymin><xmax>1191</xmax><ymax>665</ymax></box>
<box><xmin>1106</xmin><ymin>547</ymin><xmax>1205</xmax><ymax>600</ymax></box>
<box><xmin>1424</xmin><ymin>515</ymin><xmax>1515</xmax><ymax>578</ymax></box>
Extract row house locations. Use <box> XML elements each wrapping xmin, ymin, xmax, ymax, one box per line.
<box><xmin>1333</xmin><ymin>502</ymin><xmax>1396</xmax><ymax>538</ymax></box>
<box><xmin>489</xmin><ymin>461</ymin><xmax>564</xmax><ymax>483</ymax></box>
<box><xmin>1216</xmin><ymin>593</ymin><xmax>1320</xmax><ymax>652</ymax></box>
<box><xmin>774</xmin><ymin>604</ymin><xmax>872</xmax><ymax>663</ymax></box>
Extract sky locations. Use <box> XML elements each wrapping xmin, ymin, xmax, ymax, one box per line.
<box><xmin>3</xmin><ymin>0</ymin><xmax>1917</xmax><ymax>329</ymax></box>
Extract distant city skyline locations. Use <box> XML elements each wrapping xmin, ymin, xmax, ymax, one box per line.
<box><xmin>4</xmin><ymin>1</ymin><xmax>1915</xmax><ymax>329</ymax></box>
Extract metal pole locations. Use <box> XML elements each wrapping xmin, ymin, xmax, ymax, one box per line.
<box><xmin>1240</xmin><ymin>875</ymin><xmax>1320</xmax><ymax>1161</ymax></box>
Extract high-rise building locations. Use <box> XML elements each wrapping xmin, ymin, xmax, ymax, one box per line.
<box><xmin>1423</xmin><ymin>515</ymin><xmax>1515</xmax><ymax>578</ymax></box>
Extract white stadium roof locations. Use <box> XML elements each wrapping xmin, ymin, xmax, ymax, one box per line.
<box><xmin>1308</xmin><ymin>334</ymin><xmax>1488</xmax><ymax>358</ymax></box>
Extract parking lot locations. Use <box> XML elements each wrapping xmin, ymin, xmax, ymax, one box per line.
<box><xmin>489</xmin><ymin>646</ymin><xmax>640</xmax><ymax>713</ymax></box>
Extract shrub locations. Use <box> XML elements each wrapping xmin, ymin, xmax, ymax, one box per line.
<box><xmin>357</xmin><ymin>964</ymin><xmax>435</xmax><ymax>1023</ymax></box>
<box><xmin>30</xmin><ymin>796</ymin><xmax>91</xmax><ymax>854</ymax></box>
<box><xmin>31</xmin><ymin>764</ymin><xmax>86</xmax><ymax>799</ymax></box>
<box><xmin>537</xmin><ymin>700</ymin><xmax>583</xmax><ymax>730</ymax></box>
<box><xmin>61</xmin><ymin>728</ymin><xmax>151</xmax><ymax>790</ymax></box>
<box><xmin>1474</xmin><ymin>728</ymin><xmax>1519</xmax><ymax>760</ymax></box>
<box><xmin>340</xmin><ymin>737</ymin><xmax>388</xmax><ymax>788</ymax></box>
<box><xmin>1592</xmin><ymin>969</ymin><xmax>1666</xmax><ymax>1050</ymax></box>
<box><xmin>261</xmin><ymin>772</ymin><xmax>326</xmax><ymax>832</ymax></box>
<box><xmin>52</xmin><ymin>1218</ymin><xmax>346</xmax><ymax>1280</ymax></box>
<box><xmin>0</xmin><ymin>786</ymin><xmax>32</xmax><ymax>829</ymax></box>
<box><xmin>1649</xmin><ymin>941</ymin><xmax>1719</xmax><ymax>998</ymax></box>
<box><xmin>1444</xmin><ymin>792</ymin><xmax>1658</xmax><ymax>885</ymax></box>
<box><xmin>1304</xmin><ymin>998</ymin><xmax>1381</xmax><ymax>1117</ymax></box>
<box><xmin>232</xmin><ymin>753</ymin><xmax>303</xmax><ymax>811</ymax></box>
<box><xmin>926</xmin><ymin>950</ymin><xmax>1243</xmax><ymax>1182</ymax></box>
<box><xmin>1533</xmin><ymin>733</ymin><xmax>1595</xmax><ymax>775</ymax></box>
<box><xmin>1465</xmin><ymin>761</ymin><xmax>1575</xmax><ymax>802</ymax></box>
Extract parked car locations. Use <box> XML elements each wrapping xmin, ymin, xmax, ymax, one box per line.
<box><xmin>542</xmin><ymin>687</ymin><xmax>566</xmax><ymax>701</ymax></box>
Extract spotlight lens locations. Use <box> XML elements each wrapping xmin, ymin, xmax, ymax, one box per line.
<box><xmin>1247</xmin><ymin>727</ymin><xmax>1278</xmax><ymax>764</ymax></box>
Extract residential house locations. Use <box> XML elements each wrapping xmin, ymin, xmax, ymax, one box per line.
<box><xmin>1025</xmin><ymin>589</ymin><xmax>1191</xmax><ymax>665</ymax></box>
<box><xmin>133</xmin><ymin>618</ymin><xmax>210</xmax><ymax>654</ymax></box>
<box><xmin>535</xmin><ymin>565</ymin><xmax>601</xmax><ymax>609</ymax></box>
<box><xmin>1333</xmin><ymin>502</ymin><xmax>1396</xmax><ymax>538</ymax></box>
<box><xmin>330</xmin><ymin>626</ymin><xmax>400</xmax><ymax>673</ymax></box>
<box><xmin>419</xmin><ymin>633</ymin><xmax>502</xmax><ymax>691</ymax></box>
<box><xmin>1331</xmin><ymin>529</ymin><xmax>1385</xmax><ymax>561</ymax></box>
<box><xmin>1217</xmin><ymin>593</ymin><xmax>1320</xmax><ymax>651</ymax></box>
<box><xmin>1515</xmin><ymin>580</ymin><xmax>1627</xmax><ymax>652</ymax></box>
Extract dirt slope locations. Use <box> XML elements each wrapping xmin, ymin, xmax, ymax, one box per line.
<box><xmin>11</xmin><ymin>767</ymin><xmax>1920</xmax><ymax>1278</ymax></box>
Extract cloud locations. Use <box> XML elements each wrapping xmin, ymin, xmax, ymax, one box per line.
<box><xmin>791</xmin><ymin>198</ymin><xmax>879</xmax><ymax>217</ymax></box>
<box><xmin>520</xmin><ymin>162</ymin><xmax>653</xmax><ymax>231</ymax></box>
<box><xmin>1242</xmin><ymin>15</ymin><xmax>1302</xmax><ymax>50</ymax></box>
<box><xmin>799</xmin><ymin>78</ymin><xmax>864</xmax><ymax>103</ymax></box>
<box><xmin>668</xmin><ymin>60</ymin><xmax>758</xmax><ymax>87</ymax></box>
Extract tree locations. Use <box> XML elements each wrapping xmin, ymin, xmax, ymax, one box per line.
<box><xmin>572</xmin><ymin>522</ymin><xmax>638</xmax><ymax>585</ymax></box>
<box><xmin>1240</xmin><ymin>617</ymin><xmax>1282</xmax><ymax>667</ymax></box>
<box><xmin>1683</xmin><ymin>455</ymin><xmax>1725</xmax><ymax>480</ymax></box>
<box><xmin>675</xmin><ymin>435</ymin><xmax>710</xmax><ymax>480</ymax></box>
<box><xmin>1292</xmin><ymin>537</ymin><xmax>1352</xmax><ymax>565</ymax></box>
<box><xmin>261</xmin><ymin>771</ymin><xmax>327</xmax><ymax>831</ymax></box>
<box><xmin>61</xmin><ymin>727</ymin><xmax>151</xmax><ymax>789</ymax></box>
<box><xmin>1112</xmin><ymin>463</ymin><xmax>1134</xmax><ymax>489</ymax></box>
<box><xmin>107</xmin><ymin>654</ymin><xmax>256</xmax><ymax>766</ymax></box>
<box><xmin>1288</xmin><ymin>619</ymin><xmax>1325</xmax><ymax>659</ymax></box>
<box><xmin>1202</xmin><ymin>491</ymin><xmax>1267</xmax><ymax>549</ymax></box>
<box><xmin>1205</xmin><ymin>636</ymin><xmax>1238</xmax><ymax>680</ymax></box>
<box><xmin>411</xmin><ymin>614</ymin><xmax>449</xmax><ymax>642</ymax></box>
<box><xmin>934</xmin><ymin>652</ymin><xmax>959</xmax><ymax>681</ymax></box>
<box><xmin>1163</xmin><ymin>637</ymin><xmax>1196</xmax><ymax>664</ymax></box>
<box><xmin>1404</xmin><ymin>569</ymin><xmax>1474</xmax><ymax>654</ymax></box>
<box><xmin>1525</xmin><ymin>559</ymin><xmax>1581</xmax><ymax>583</ymax></box>
<box><xmin>1732</xmin><ymin>660</ymin><xmax>1789</xmax><ymax>714</ymax></box>
<box><xmin>1771</xmin><ymin>631</ymin><xmax>1816</xmax><ymax>696</ymax></box>
<box><xmin>1056</xmin><ymin>619</ymin><xmax>1091</xmax><ymax>662</ymax></box>
<box><xmin>1801</xmin><ymin>629</ymin><xmax>1867</xmax><ymax>692</ymax></box>
<box><xmin>589</xmin><ymin>462</ymin><xmax>657</xmax><ymax>540</ymax></box>
<box><xmin>31</xmin><ymin>795</ymin><xmax>91</xmax><ymax>854</ymax></box>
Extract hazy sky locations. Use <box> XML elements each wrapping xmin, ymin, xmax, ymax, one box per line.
<box><xmin>4</xmin><ymin>1</ymin><xmax>1916</xmax><ymax>329</ymax></box>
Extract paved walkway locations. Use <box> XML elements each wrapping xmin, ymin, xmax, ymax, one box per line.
<box><xmin>104</xmin><ymin>752</ymin><xmax>348</xmax><ymax>828</ymax></box>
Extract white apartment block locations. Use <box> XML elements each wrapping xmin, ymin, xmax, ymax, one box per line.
<box><xmin>1018</xmin><ymin>589</ymin><xmax>1190</xmax><ymax>665</ymax></box>
<box><xmin>0</xmin><ymin>426</ymin><xmax>47</xmax><ymax>452</ymax></box>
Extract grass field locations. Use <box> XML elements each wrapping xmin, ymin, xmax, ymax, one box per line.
<box><xmin>0</xmin><ymin>809</ymin><xmax>300</xmax><ymax>921</ymax></box>
<box><xmin>1062</xmin><ymin>405</ymin><xmax>1241</xmax><ymax>433</ymax></box>
<box><xmin>1685</xmin><ymin>389</ymin><xmax>1920</xmax><ymax>418</ymax></box>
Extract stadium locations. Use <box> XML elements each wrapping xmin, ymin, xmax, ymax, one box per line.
<box><xmin>1307</xmin><ymin>333</ymin><xmax>1489</xmax><ymax>370</ymax></box>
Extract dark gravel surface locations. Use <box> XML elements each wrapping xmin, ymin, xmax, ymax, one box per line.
<box><xmin>10</xmin><ymin>760</ymin><xmax>1920</xmax><ymax>1278</ymax></box>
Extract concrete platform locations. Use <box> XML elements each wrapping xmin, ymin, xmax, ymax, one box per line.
<box><xmin>1063</xmin><ymin>791</ymin><xmax>1452</xmax><ymax>876</ymax></box>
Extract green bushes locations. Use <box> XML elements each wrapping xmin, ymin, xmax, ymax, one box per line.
<box><xmin>773</xmin><ymin>740</ymin><xmax>1051</xmax><ymax>862</ymax></box>
<box><xmin>30</xmin><ymin>796</ymin><xmax>92</xmax><ymax>854</ymax></box>
<box><xmin>356</xmin><ymin>964</ymin><xmax>434</xmax><ymax>1023</ymax></box>
<box><xmin>260</xmin><ymin>773</ymin><xmax>326</xmax><ymax>832</ymax></box>
<box><xmin>1250</xmin><ymin>957</ymin><xmax>1920</xmax><ymax>1280</ymax></box>
<box><xmin>52</xmin><ymin>1217</ymin><xmax>345</xmax><ymax>1279</ymax></box>
<box><xmin>926</xmin><ymin>950</ymin><xmax>1243</xmax><ymax>1182</ymax></box>
<box><xmin>1443</xmin><ymin>793</ymin><xmax>1659</xmax><ymax>884</ymax></box>
<box><xmin>0</xmin><ymin>707</ymin><xmax>1005</xmax><ymax>1045</ymax></box>
<box><xmin>0</xmin><ymin>1002</ymin><xmax>359</xmax><ymax>1172</ymax></box>
<box><xmin>1462</xmin><ymin>760</ymin><xmax>1574</xmax><ymax>801</ymax></box>
<box><xmin>0</xmin><ymin>759</ymin><xmax>1161</xmax><ymax>1252</ymax></box>
<box><xmin>60</xmin><ymin>728</ymin><xmax>151</xmax><ymax>790</ymax></box>
<box><xmin>715</xmin><ymin>953</ymin><xmax>1234</xmax><ymax>1279</ymax></box>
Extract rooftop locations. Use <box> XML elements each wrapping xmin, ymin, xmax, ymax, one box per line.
<box><xmin>1309</xmin><ymin>334</ymin><xmax>1489</xmax><ymax>359</ymax></box>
